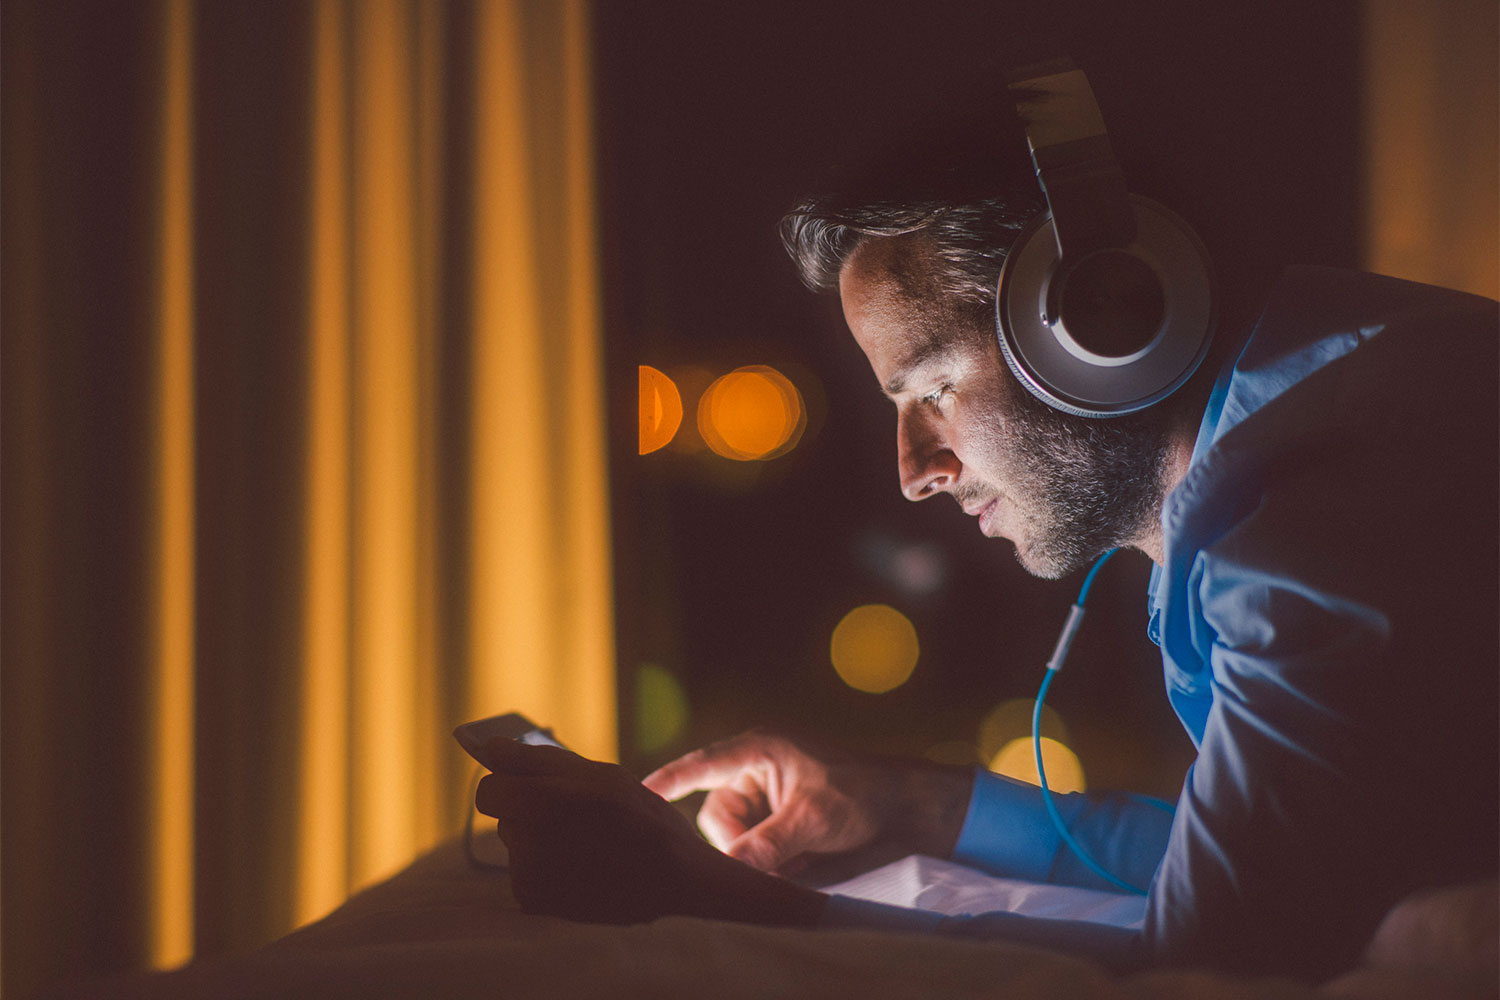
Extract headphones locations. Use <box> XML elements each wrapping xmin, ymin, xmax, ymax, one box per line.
<box><xmin>997</xmin><ymin>59</ymin><xmax>1215</xmax><ymax>418</ymax></box>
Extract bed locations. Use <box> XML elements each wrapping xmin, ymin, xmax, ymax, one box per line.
<box><xmin>56</xmin><ymin>839</ymin><xmax>1496</xmax><ymax>999</ymax></box>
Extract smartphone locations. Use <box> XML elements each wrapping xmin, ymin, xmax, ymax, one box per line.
<box><xmin>453</xmin><ymin>712</ymin><xmax>567</xmax><ymax>769</ymax></box>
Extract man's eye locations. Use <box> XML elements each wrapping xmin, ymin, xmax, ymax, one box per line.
<box><xmin>923</xmin><ymin>385</ymin><xmax>953</xmax><ymax>407</ymax></box>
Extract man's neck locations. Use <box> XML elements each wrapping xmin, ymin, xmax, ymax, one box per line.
<box><xmin>1132</xmin><ymin>422</ymin><xmax>1197</xmax><ymax>567</ymax></box>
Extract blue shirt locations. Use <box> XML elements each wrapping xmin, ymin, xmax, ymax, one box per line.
<box><xmin>823</xmin><ymin>268</ymin><xmax>1500</xmax><ymax>980</ymax></box>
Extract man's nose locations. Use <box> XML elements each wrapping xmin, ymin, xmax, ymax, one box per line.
<box><xmin>898</xmin><ymin>411</ymin><xmax>960</xmax><ymax>501</ymax></box>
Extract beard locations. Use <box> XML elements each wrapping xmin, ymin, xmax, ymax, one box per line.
<box><xmin>993</xmin><ymin>383</ymin><xmax>1175</xmax><ymax>579</ymax></box>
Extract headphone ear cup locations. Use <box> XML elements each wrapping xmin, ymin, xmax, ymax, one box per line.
<box><xmin>995</xmin><ymin>195</ymin><xmax>1215</xmax><ymax>418</ymax></box>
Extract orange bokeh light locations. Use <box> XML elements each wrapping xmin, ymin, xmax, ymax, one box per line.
<box><xmin>830</xmin><ymin>603</ymin><xmax>920</xmax><ymax>694</ymax></box>
<box><xmin>696</xmin><ymin>365</ymin><xmax>804</xmax><ymax>461</ymax></box>
<box><xmin>638</xmin><ymin>365</ymin><xmax>683</xmax><ymax>454</ymax></box>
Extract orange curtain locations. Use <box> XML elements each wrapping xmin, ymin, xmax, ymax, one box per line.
<box><xmin>1362</xmin><ymin>0</ymin><xmax>1499</xmax><ymax>298</ymax></box>
<box><xmin>1</xmin><ymin>1</ymin><xmax>615</xmax><ymax>995</ymax></box>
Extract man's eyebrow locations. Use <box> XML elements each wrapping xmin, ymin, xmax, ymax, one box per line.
<box><xmin>882</xmin><ymin>338</ymin><xmax>953</xmax><ymax>398</ymax></box>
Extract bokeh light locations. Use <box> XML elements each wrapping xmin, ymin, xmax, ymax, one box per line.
<box><xmin>857</xmin><ymin>534</ymin><xmax>948</xmax><ymax>599</ymax></box>
<box><xmin>638</xmin><ymin>365</ymin><xmax>683</xmax><ymax>454</ymax></box>
<box><xmin>991</xmin><ymin>736</ymin><xmax>1087</xmax><ymax>794</ymax></box>
<box><xmin>634</xmin><ymin>662</ymin><xmax>689</xmax><ymax>753</ymax></box>
<box><xmin>978</xmin><ymin>698</ymin><xmax>1070</xmax><ymax>765</ymax></box>
<box><xmin>830</xmin><ymin>604</ymin><xmax>919</xmax><ymax>693</ymax></box>
<box><xmin>696</xmin><ymin>365</ymin><xmax>804</xmax><ymax>461</ymax></box>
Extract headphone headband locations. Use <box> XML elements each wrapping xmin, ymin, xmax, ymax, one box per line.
<box><xmin>997</xmin><ymin>60</ymin><xmax>1215</xmax><ymax>417</ymax></box>
<box><xmin>1009</xmin><ymin>61</ymin><xmax>1136</xmax><ymax>260</ymax></box>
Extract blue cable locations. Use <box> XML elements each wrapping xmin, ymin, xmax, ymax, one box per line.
<box><xmin>1032</xmin><ymin>548</ymin><xmax>1154</xmax><ymax>896</ymax></box>
<box><xmin>1077</xmin><ymin>547</ymin><xmax>1117</xmax><ymax>603</ymax></box>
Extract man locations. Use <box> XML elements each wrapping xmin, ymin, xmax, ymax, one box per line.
<box><xmin>477</xmin><ymin>108</ymin><xmax>1499</xmax><ymax>983</ymax></box>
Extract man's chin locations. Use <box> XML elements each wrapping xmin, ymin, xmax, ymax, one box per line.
<box><xmin>1013</xmin><ymin>548</ymin><xmax>1068</xmax><ymax>581</ymax></box>
<box><xmin>1011</xmin><ymin>536</ymin><xmax>1094</xmax><ymax>581</ymax></box>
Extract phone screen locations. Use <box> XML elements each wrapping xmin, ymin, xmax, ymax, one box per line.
<box><xmin>453</xmin><ymin>712</ymin><xmax>566</xmax><ymax>767</ymax></box>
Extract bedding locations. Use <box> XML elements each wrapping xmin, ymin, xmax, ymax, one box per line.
<box><xmin>55</xmin><ymin>839</ymin><xmax>1495</xmax><ymax>999</ymax></box>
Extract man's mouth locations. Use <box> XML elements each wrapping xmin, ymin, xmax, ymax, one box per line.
<box><xmin>964</xmin><ymin>498</ymin><xmax>999</xmax><ymax>535</ymax></box>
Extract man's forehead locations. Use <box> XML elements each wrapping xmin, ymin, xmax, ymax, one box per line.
<box><xmin>882</xmin><ymin>334</ymin><xmax>957</xmax><ymax>395</ymax></box>
<box><xmin>840</xmin><ymin>237</ymin><xmax>993</xmax><ymax>393</ymax></box>
<box><xmin>881</xmin><ymin>329</ymin><xmax>990</xmax><ymax>397</ymax></box>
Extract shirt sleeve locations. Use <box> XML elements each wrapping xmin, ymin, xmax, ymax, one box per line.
<box><xmin>1141</xmin><ymin>548</ymin><xmax>1400</xmax><ymax>980</ymax></box>
<box><xmin>952</xmin><ymin>768</ymin><xmax>1174</xmax><ymax>892</ymax></box>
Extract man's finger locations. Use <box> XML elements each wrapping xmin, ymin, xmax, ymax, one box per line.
<box><xmin>725</xmin><ymin>805</ymin><xmax>808</xmax><ymax>873</ymax></box>
<box><xmin>475</xmin><ymin>770</ymin><xmax>592</xmax><ymax>821</ymax></box>
<box><xmin>695</xmin><ymin>786</ymin><xmax>761</xmax><ymax>851</ymax></box>
<box><xmin>643</xmin><ymin>733</ymin><xmax>772</xmax><ymax>801</ymax></box>
<box><xmin>475</xmin><ymin>772</ymin><xmax>512</xmax><ymax>818</ymax></box>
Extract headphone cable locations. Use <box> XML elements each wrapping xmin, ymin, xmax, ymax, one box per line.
<box><xmin>1033</xmin><ymin>548</ymin><xmax>1159</xmax><ymax>896</ymax></box>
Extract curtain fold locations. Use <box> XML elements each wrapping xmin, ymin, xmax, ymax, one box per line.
<box><xmin>1361</xmin><ymin>0</ymin><xmax>1499</xmax><ymax>298</ymax></box>
<box><xmin>149</xmin><ymin>0</ymin><xmax>197</xmax><ymax>969</ymax></box>
<box><xmin>1</xmin><ymin>1</ymin><xmax>615</xmax><ymax>995</ymax></box>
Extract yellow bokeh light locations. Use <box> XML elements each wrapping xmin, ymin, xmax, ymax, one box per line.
<box><xmin>634</xmin><ymin>662</ymin><xmax>689</xmax><ymax>753</ymax></box>
<box><xmin>638</xmin><ymin>365</ymin><xmax>683</xmax><ymax>454</ymax></box>
<box><xmin>697</xmin><ymin>365</ymin><xmax>805</xmax><ymax>461</ymax></box>
<box><xmin>990</xmin><ymin>736</ymin><xmax>1087</xmax><ymax>794</ymax></box>
<box><xmin>830</xmin><ymin>604</ymin><xmax>920</xmax><ymax>694</ymax></box>
<box><xmin>978</xmin><ymin>698</ymin><xmax>1070</xmax><ymax>765</ymax></box>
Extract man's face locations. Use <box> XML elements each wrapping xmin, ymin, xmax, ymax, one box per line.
<box><xmin>839</xmin><ymin>239</ymin><xmax>1168</xmax><ymax>579</ymax></box>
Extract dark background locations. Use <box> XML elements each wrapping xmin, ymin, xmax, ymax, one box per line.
<box><xmin>595</xmin><ymin>0</ymin><xmax>1361</xmax><ymax>796</ymax></box>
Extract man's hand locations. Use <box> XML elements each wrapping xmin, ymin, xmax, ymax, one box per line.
<box><xmin>475</xmin><ymin>739</ymin><xmax>825</xmax><ymax>927</ymax></box>
<box><xmin>643</xmin><ymin>729</ymin><xmax>974</xmax><ymax>877</ymax></box>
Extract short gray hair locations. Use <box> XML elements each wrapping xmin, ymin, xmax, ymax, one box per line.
<box><xmin>778</xmin><ymin>194</ymin><xmax>1040</xmax><ymax>312</ymax></box>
